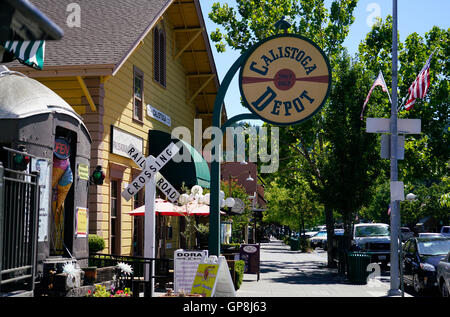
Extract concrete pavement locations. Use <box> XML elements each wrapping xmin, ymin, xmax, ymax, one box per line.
<box><xmin>236</xmin><ymin>238</ymin><xmax>407</xmax><ymax>297</ymax></box>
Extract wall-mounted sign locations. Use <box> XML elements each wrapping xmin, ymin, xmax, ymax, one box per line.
<box><xmin>111</xmin><ymin>125</ymin><xmax>143</xmax><ymax>158</ymax></box>
<box><xmin>239</xmin><ymin>34</ymin><xmax>331</xmax><ymax>126</ymax></box>
<box><xmin>76</xmin><ymin>207</ymin><xmax>88</xmax><ymax>237</ymax></box>
<box><xmin>77</xmin><ymin>163</ymin><xmax>90</xmax><ymax>181</ymax></box>
<box><xmin>32</xmin><ymin>158</ymin><xmax>51</xmax><ymax>242</ymax></box>
<box><xmin>147</xmin><ymin>104</ymin><xmax>171</xmax><ymax>127</ymax></box>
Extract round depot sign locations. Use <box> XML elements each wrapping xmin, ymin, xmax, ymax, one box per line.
<box><xmin>239</xmin><ymin>34</ymin><xmax>332</xmax><ymax>126</ymax></box>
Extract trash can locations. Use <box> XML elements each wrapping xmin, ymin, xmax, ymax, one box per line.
<box><xmin>289</xmin><ymin>238</ymin><xmax>300</xmax><ymax>251</ymax></box>
<box><xmin>347</xmin><ymin>252</ymin><xmax>371</xmax><ymax>284</ymax></box>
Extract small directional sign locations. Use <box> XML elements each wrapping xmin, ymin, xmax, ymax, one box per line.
<box><xmin>366</xmin><ymin>118</ymin><xmax>421</xmax><ymax>134</ymax></box>
<box><xmin>122</xmin><ymin>142</ymin><xmax>181</xmax><ymax>201</ymax></box>
<box><xmin>380</xmin><ymin>134</ymin><xmax>405</xmax><ymax>160</ymax></box>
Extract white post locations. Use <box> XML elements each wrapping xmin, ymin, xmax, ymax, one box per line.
<box><xmin>144</xmin><ymin>173</ymin><xmax>156</xmax><ymax>295</ymax></box>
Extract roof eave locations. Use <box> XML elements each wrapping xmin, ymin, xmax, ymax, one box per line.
<box><xmin>112</xmin><ymin>0</ymin><xmax>174</xmax><ymax>76</ymax></box>
<box><xmin>7</xmin><ymin>64</ymin><xmax>115</xmax><ymax>78</ymax></box>
<box><xmin>193</xmin><ymin>0</ymin><xmax>227</xmax><ymax>120</ymax></box>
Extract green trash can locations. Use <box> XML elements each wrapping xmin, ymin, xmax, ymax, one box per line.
<box><xmin>289</xmin><ymin>238</ymin><xmax>300</xmax><ymax>251</ymax></box>
<box><xmin>347</xmin><ymin>252</ymin><xmax>371</xmax><ymax>284</ymax></box>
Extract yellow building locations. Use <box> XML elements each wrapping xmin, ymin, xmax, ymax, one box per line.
<box><xmin>10</xmin><ymin>0</ymin><xmax>225</xmax><ymax>257</ymax></box>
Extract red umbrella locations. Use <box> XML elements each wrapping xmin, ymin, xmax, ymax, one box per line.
<box><xmin>128</xmin><ymin>198</ymin><xmax>223</xmax><ymax>217</ymax></box>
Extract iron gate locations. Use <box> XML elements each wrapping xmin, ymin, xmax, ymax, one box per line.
<box><xmin>0</xmin><ymin>158</ymin><xmax>39</xmax><ymax>296</ymax></box>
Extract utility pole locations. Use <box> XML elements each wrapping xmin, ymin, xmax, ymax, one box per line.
<box><xmin>388</xmin><ymin>0</ymin><xmax>401</xmax><ymax>296</ymax></box>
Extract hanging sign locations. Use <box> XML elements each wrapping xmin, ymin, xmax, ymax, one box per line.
<box><xmin>239</xmin><ymin>34</ymin><xmax>331</xmax><ymax>126</ymax></box>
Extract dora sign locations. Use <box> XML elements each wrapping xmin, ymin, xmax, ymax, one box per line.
<box><xmin>239</xmin><ymin>34</ymin><xmax>331</xmax><ymax>125</ymax></box>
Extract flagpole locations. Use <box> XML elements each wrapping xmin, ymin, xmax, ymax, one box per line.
<box><xmin>388</xmin><ymin>0</ymin><xmax>402</xmax><ymax>297</ymax></box>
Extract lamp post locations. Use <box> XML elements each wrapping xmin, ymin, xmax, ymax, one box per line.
<box><xmin>224</xmin><ymin>169</ymin><xmax>256</xmax><ymax>244</ymax></box>
<box><xmin>388</xmin><ymin>0</ymin><xmax>402</xmax><ymax>297</ymax></box>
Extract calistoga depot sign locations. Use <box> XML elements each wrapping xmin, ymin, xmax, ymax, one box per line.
<box><xmin>239</xmin><ymin>34</ymin><xmax>331</xmax><ymax>125</ymax></box>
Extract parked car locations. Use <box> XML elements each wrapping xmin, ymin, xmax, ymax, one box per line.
<box><xmin>401</xmin><ymin>227</ymin><xmax>414</xmax><ymax>242</ymax></box>
<box><xmin>305</xmin><ymin>225</ymin><xmax>326</xmax><ymax>238</ymax></box>
<box><xmin>418</xmin><ymin>233</ymin><xmax>443</xmax><ymax>238</ymax></box>
<box><xmin>309</xmin><ymin>230</ymin><xmax>327</xmax><ymax>249</ymax></box>
<box><xmin>402</xmin><ymin>236</ymin><xmax>450</xmax><ymax>294</ymax></box>
<box><xmin>441</xmin><ymin>226</ymin><xmax>450</xmax><ymax>238</ymax></box>
<box><xmin>351</xmin><ymin>223</ymin><xmax>390</xmax><ymax>266</ymax></box>
<box><xmin>322</xmin><ymin>229</ymin><xmax>344</xmax><ymax>251</ymax></box>
<box><xmin>437</xmin><ymin>251</ymin><xmax>450</xmax><ymax>297</ymax></box>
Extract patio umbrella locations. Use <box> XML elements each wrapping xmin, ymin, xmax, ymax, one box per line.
<box><xmin>128</xmin><ymin>198</ymin><xmax>223</xmax><ymax>217</ymax></box>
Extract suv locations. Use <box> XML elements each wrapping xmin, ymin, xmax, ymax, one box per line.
<box><xmin>351</xmin><ymin>223</ymin><xmax>391</xmax><ymax>266</ymax></box>
<box><xmin>401</xmin><ymin>227</ymin><xmax>414</xmax><ymax>242</ymax></box>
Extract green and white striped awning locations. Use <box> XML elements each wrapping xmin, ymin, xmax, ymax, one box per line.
<box><xmin>0</xmin><ymin>40</ymin><xmax>45</xmax><ymax>70</ymax></box>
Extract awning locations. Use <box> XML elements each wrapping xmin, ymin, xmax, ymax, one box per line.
<box><xmin>0</xmin><ymin>40</ymin><xmax>45</xmax><ymax>69</ymax></box>
<box><xmin>148</xmin><ymin>130</ymin><xmax>210</xmax><ymax>188</ymax></box>
<box><xmin>128</xmin><ymin>198</ymin><xmax>224</xmax><ymax>217</ymax></box>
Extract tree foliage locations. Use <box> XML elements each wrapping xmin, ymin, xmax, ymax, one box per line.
<box><xmin>206</xmin><ymin>1</ymin><xmax>449</xmax><ymax>259</ymax></box>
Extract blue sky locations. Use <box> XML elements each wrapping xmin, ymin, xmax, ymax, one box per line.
<box><xmin>198</xmin><ymin>0</ymin><xmax>449</xmax><ymax>121</ymax></box>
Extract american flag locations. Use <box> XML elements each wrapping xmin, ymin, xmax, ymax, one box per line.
<box><xmin>404</xmin><ymin>53</ymin><xmax>433</xmax><ymax>111</ymax></box>
<box><xmin>360</xmin><ymin>71</ymin><xmax>391</xmax><ymax>120</ymax></box>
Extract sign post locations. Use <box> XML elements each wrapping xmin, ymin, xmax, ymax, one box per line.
<box><xmin>121</xmin><ymin>142</ymin><xmax>181</xmax><ymax>295</ymax></box>
<box><xmin>209</xmin><ymin>31</ymin><xmax>332</xmax><ymax>256</ymax></box>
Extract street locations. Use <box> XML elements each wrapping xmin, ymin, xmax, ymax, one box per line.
<box><xmin>236</xmin><ymin>239</ymin><xmax>440</xmax><ymax>297</ymax></box>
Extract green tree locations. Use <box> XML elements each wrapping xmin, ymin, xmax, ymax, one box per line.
<box><xmin>209</xmin><ymin>0</ymin><xmax>359</xmax><ymax>267</ymax></box>
<box><xmin>358</xmin><ymin>19</ymin><xmax>449</xmax><ymax>183</ymax></box>
<box><xmin>221</xmin><ymin>179</ymin><xmax>253</xmax><ymax>243</ymax></box>
<box><xmin>357</xmin><ymin>18</ymin><xmax>449</xmax><ymax>230</ymax></box>
<box><xmin>264</xmin><ymin>178</ymin><xmax>322</xmax><ymax>233</ymax></box>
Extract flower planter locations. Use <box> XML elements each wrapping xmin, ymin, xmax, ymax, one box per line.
<box><xmin>83</xmin><ymin>267</ymin><xmax>97</xmax><ymax>285</ymax></box>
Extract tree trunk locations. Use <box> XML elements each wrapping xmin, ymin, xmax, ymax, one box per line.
<box><xmin>325</xmin><ymin>205</ymin><xmax>336</xmax><ymax>268</ymax></box>
<box><xmin>343</xmin><ymin>211</ymin><xmax>354</xmax><ymax>248</ymax></box>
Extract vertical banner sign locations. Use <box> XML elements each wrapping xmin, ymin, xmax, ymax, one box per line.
<box><xmin>239</xmin><ymin>34</ymin><xmax>332</xmax><ymax>126</ymax></box>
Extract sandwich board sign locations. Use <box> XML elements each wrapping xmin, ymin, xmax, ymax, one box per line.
<box><xmin>174</xmin><ymin>249</ymin><xmax>208</xmax><ymax>294</ymax></box>
<box><xmin>191</xmin><ymin>256</ymin><xmax>236</xmax><ymax>297</ymax></box>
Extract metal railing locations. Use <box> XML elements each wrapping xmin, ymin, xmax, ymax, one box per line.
<box><xmin>89</xmin><ymin>253</ymin><xmax>173</xmax><ymax>297</ymax></box>
<box><xmin>0</xmin><ymin>162</ymin><xmax>39</xmax><ymax>295</ymax></box>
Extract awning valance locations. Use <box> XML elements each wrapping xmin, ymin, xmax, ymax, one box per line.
<box><xmin>148</xmin><ymin>129</ymin><xmax>210</xmax><ymax>189</ymax></box>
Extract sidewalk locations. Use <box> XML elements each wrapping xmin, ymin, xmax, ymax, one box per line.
<box><xmin>236</xmin><ymin>238</ymin><xmax>406</xmax><ymax>297</ymax></box>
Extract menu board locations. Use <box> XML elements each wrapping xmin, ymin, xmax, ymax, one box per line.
<box><xmin>174</xmin><ymin>249</ymin><xmax>208</xmax><ymax>293</ymax></box>
<box><xmin>240</xmin><ymin>244</ymin><xmax>260</xmax><ymax>280</ymax></box>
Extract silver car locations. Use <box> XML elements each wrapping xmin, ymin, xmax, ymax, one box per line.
<box><xmin>437</xmin><ymin>251</ymin><xmax>450</xmax><ymax>297</ymax></box>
